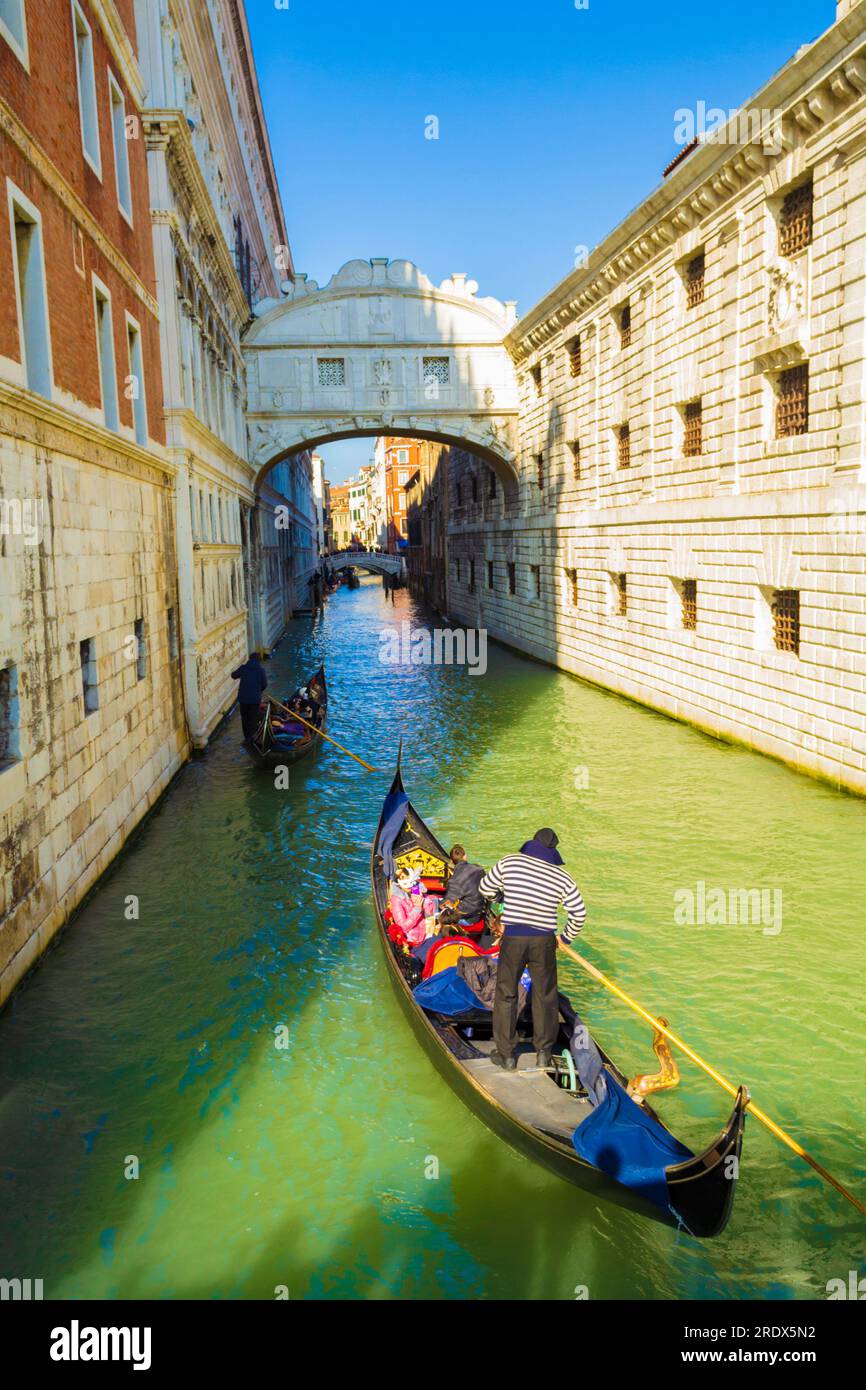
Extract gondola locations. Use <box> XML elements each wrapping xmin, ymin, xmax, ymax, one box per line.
<box><xmin>370</xmin><ymin>756</ymin><xmax>747</xmax><ymax>1238</ymax></box>
<box><xmin>243</xmin><ymin>665</ymin><xmax>327</xmax><ymax>769</ymax></box>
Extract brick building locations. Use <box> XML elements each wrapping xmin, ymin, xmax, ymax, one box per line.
<box><xmin>0</xmin><ymin>0</ymin><xmax>183</xmax><ymax>1003</ymax></box>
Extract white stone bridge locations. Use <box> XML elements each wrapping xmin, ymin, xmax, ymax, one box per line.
<box><xmin>325</xmin><ymin>551</ymin><xmax>405</xmax><ymax>577</ymax></box>
<box><xmin>243</xmin><ymin>257</ymin><xmax>521</xmax><ymax>498</ymax></box>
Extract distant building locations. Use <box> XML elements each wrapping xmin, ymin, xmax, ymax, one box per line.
<box><xmin>329</xmin><ymin>483</ymin><xmax>353</xmax><ymax>551</ymax></box>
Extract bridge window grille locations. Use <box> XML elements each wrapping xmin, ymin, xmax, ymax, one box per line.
<box><xmin>567</xmin><ymin>335</ymin><xmax>582</xmax><ymax>377</ymax></box>
<box><xmin>681</xmin><ymin>579</ymin><xmax>697</xmax><ymax>630</ymax></box>
<box><xmin>617</xmin><ymin>424</ymin><xmax>631</xmax><ymax>469</ymax></box>
<box><xmin>772</xmin><ymin>589</ymin><xmax>800</xmax><ymax>654</ymax></box>
<box><xmin>487</xmin><ymin>560</ymin><xmax>494</xmax><ymax>589</ymax></box>
<box><xmin>619</xmin><ymin>303</ymin><xmax>631</xmax><ymax>349</ymax></box>
<box><xmin>684</xmin><ymin>400</ymin><xmax>703</xmax><ymax>456</ymax></box>
<box><xmin>423</xmin><ymin>356</ymin><xmax>449</xmax><ymax>385</ymax></box>
<box><xmin>779</xmin><ymin>181</ymin><xmax>813</xmax><ymax>258</ymax></box>
<box><xmin>570</xmin><ymin>440</ymin><xmax>581</xmax><ymax>480</ymax></box>
<box><xmin>686</xmin><ymin>253</ymin><xmax>705</xmax><ymax>309</ymax></box>
<box><xmin>507</xmin><ymin>562</ymin><xmax>516</xmax><ymax>595</ymax></box>
<box><xmin>776</xmin><ymin>364</ymin><xmax>809</xmax><ymax>438</ymax></box>
<box><xmin>317</xmin><ymin>357</ymin><xmax>346</xmax><ymax>387</ymax></box>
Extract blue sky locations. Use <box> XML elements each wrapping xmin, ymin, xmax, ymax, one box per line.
<box><xmin>246</xmin><ymin>0</ymin><xmax>834</xmax><ymax>481</ymax></box>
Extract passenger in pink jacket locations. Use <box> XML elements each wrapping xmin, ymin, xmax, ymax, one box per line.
<box><xmin>390</xmin><ymin>866</ymin><xmax>438</xmax><ymax>946</ymax></box>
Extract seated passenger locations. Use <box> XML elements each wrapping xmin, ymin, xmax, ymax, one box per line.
<box><xmin>439</xmin><ymin>845</ymin><xmax>487</xmax><ymax>935</ymax></box>
<box><xmin>389</xmin><ymin>866</ymin><xmax>439</xmax><ymax>948</ymax></box>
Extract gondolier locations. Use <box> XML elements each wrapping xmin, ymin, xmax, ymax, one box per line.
<box><xmin>231</xmin><ymin>652</ymin><xmax>268</xmax><ymax>741</ymax></box>
<box><xmin>479</xmin><ymin>827</ymin><xmax>586</xmax><ymax>1072</ymax></box>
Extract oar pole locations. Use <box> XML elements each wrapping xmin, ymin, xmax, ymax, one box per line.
<box><xmin>557</xmin><ymin>939</ymin><xmax>866</xmax><ymax>1220</ymax></box>
<box><xmin>266</xmin><ymin>696</ymin><xmax>378</xmax><ymax>773</ymax></box>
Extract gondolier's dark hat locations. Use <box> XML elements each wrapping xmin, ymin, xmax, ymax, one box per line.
<box><xmin>534</xmin><ymin>827</ymin><xmax>559</xmax><ymax>848</ymax></box>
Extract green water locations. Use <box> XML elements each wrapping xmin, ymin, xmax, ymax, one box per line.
<box><xmin>1</xmin><ymin>579</ymin><xmax>864</xmax><ymax>1300</ymax></box>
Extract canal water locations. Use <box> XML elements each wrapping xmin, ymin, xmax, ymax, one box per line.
<box><xmin>1</xmin><ymin>578</ymin><xmax>864</xmax><ymax>1300</ymax></box>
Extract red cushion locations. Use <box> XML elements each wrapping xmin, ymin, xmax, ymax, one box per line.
<box><xmin>420</xmin><ymin>877</ymin><xmax>445</xmax><ymax>892</ymax></box>
<box><xmin>421</xmin><ymin>936</ymin><xmax>499</xmax><ymax>980</ymax></box>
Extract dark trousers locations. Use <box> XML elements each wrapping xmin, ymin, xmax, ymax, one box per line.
<box><xmin>493</xmin><ymin>933</ymin><xmax>559</xmax><ymax>1058</ymax></box>
<box><xmin>240</xmin><ymin>702</ymin><xmax>261</xmax><ymax>739</ymax></box>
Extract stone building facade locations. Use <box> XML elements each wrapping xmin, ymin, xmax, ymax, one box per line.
<box><xmin>444</xmin><ymin>1</ymin><xmax>866</xmax><ymax>796</ymax></box>
<box><xmin>134</xmin><ymin>0</ymin><xmax>310</xmax><ymax>744</ymax></box>
<box><xmin>0</xmin><ymin>0</ymin><xmax>185</xmax><ymax>1003</ymax></box>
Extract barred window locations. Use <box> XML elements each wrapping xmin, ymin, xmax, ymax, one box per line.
<box><xmin>536</xmin><ymin>453</ymin><xmax>545</xmax><ymax>489</ymax></box>
<box><xmin>487</xmin><ymin>560</ymin><xmax>494</xmax><ymax>589</ymax></box>
<box><xmin>570</xmin><ymin>440</ymin><xmax>581</xmax><ymax>481</ymax></box>
<box><xmin>684</xmin><ymin>400</ymin><xmax>703</xmax><ymax>457</ymax></box>
<box><xmin>619</xmin><ymin>303</ymin><xmax>631</xmax><ymax>349</ymax></box>
<box><xmin>686</xmin><ymin>253</ymin><xmax>705</xmax><ymax>309</ymax></box>
<box><xmin>772</xmin><ymin>589</ymin><xmax>800</xmax><ymax>655</ymax></box>
<box><xmin>681</xmin><ymin>578</ymin><xmax>697</xmax><ymax>631</ymax></box>
<box><xmin>565</xmin><ymin>568</ymin><xmax>578</xmax><ymax>608</ymax></box>
<box><xmin>488</xmin><ymin>469</ymin><xmax>496</xmax><ymax>499</ymax></box>
<box><xmin>779</xmin><ymin>182</ymin><xmax>813</xmax><ymax>258</ymax></box>
<box><xmin>468</xmin><ymin>558</ymin><xmax>475</xmax><ymax>594</ymax></box>
<box><xmin>423</xmin><ymin>356</ymin><xmax>450</xmax><ymax>385</ymax></box>
<box><xmin>471</xmin><ymin>475</ymin><xmax>478</xmax><ymax>504</ymax></box>
<box><xmin>776</xmin><ymin>364</ymin><xmax>809</xmax><ymax>438</ymax></box>
<box><xmin>531</xmin><ymin>564</ymin><xmax>541</xmax><ymax>599</ymax></box>
<box><xmin>568</xmin><ymin>334</ymin><xmax>582</xmax><ymax>377</ymax></box>
<box><xmin>530</xmin><ymin>364</ymin><xmax>542</xmax><ymax>395</ymax></box>
<box><xmin>507</xmin><ymin>562</ymin><xmax>516</xmax><ymax>595</ymax></box>
<box><xmin>317</xmin><ymin>357</ymin><xmax>345</xmax><ymax>386</ymax></box>
<box><xmin>616</xmin><ymin>573</ymin><xmax>628</xmax><ymax>617</ymax></box>
<box><xmin>617</xmin><ymin>424</ymin><xmax>631</xmax><ymax>469</ymax></box>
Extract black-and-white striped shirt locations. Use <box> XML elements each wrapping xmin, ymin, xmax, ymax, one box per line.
<box><xmin>479</xmin><ymin>853</ymin><xmax>586</xmax><ymax>943</ymax></box>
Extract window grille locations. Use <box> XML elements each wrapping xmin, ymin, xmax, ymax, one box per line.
<box><xmin>686</xmin><ymin>253</ymin><xmax>705</xmax><ymax>308</ymax></box>
<box><xmin>776</xmin><ymin>364</ymin><xmax>809</xmax><ymax>438</ymax></box>
<box><xmin>779</xmin><ymin>182</ymin><xmax>813</xmax><ymax>258</ymax></box>
<box><xmin>772</xmin><ymin>589</ymin><xmax>800</xmax><ymax>654</ymax></box>
<box><xmin>681</xmin><ymin>579</ymin><xmax>697</xmax><ymax>630</ymax></box>
<box><xmin>568</xmin><ymin>335</ymin><xmax>582</xmax><ymax>377</ymax></box>
<box><xmin>684</xmin><ymin>400</ymin><xmax>703</xmax><ymax>456</ymax></box>
<box><xmin>617</xmin><ymin>424</ymin><xmax>631</xmax><ymax>469</ymax></box>
<box><xmin>619</xmin><ymin>304</ymin><xmax>631</xmax><ymax>349</ymax></box>
<box><xmin>317</xmin><ymin>358</ymin><xmax>346</xmax><ymax>386</ymax></box>
<box><xmin>423</xmin><ymin>356</ymin><xmax>449</xmax><ymax>385</ymax></box>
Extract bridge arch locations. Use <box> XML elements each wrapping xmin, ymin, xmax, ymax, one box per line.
<box><xmin>243</xmin><ymin>258</ymin><xmax>521</xmax><ymax>497</ymax></box>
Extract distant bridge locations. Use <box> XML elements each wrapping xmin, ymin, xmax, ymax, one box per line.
<box><xmin>325</xmin><ymin>551</ymin><xmax>405</xmax><ymax>577</ymax></box>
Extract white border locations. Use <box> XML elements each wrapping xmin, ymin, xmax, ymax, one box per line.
<box><xmin>0</xmin><ymin>0</ymin><xmax>29</xmax><ymax>70</ymax></box>
<box><xmin>107</xmin><ymin>67</ymin><xmax>133</xmax><ymax>227</ymax></box>
<box><xmin>6</xmin><ymin>178</ymin><xmax>55</xmax><ymax>399</ymax></box>
<box><xmin>91</xmin><ymin>271</ymin><xmax>118</xmax><ymax>430</ymax></box>
<box><xmin>71</xmin><ymin>0</ymin><xmax>103</xmax><ymax>181</ymax></box>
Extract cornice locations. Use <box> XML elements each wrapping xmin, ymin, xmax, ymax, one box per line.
<box><xmin>0</xmin><ymin>97</ymin><xmax>160</xmax><ymax>319</ymax></box>
<box><xmin>143</xmin><ymin>109</ymin><xmax>251</xmax><ymax>328</ymax></box>
<box><xmin>507</xmin><ymin>16</ymin><xmax>866</xmax><ymax>363</ymax></box>
<box><xmin>90</xmin><ymin>0</ymin><xmax>146</xmax><ymax>107</ymax></box>
<box><xmin>0</xmin><ymin>381</ymin><xmax>174</xmax><ymax>482</ymax></box>
<box><xmin>164</xmin><ymin>407</ymin><xmax>254</xmax><ymax>482</ymax></box>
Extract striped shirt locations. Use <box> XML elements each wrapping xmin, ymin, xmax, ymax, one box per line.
<box><xmin>479</xmin><ymin>852</ymin><xmax>586</xmax><ymax>943</ymax></box>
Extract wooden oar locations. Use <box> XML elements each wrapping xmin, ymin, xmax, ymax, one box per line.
<box><xmin>266</xmin><ymin>695</ymin><xmax>378</xmax><ymax>773</ymax></box>
<box><xmin>557</xmin><ymin>939</ymin><xmax>866</xmax><ymax>1219</ymax></box>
